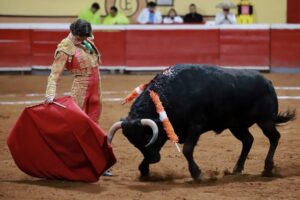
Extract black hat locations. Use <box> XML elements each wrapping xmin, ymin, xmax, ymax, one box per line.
<box><xmin>70</xmin><ymin>19</ymin><xmax>92</xmax><ymax>37</ymax></box>
<box><xmin>147</xmin><ymin>1</ymin><xmax>157</xmax><ymax>7</ymax></box>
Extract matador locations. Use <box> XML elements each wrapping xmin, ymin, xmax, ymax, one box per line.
<box><xmin>45</xmin><ymin>19</ymin><xmax>102</xmax><ymax>123</ymax></box>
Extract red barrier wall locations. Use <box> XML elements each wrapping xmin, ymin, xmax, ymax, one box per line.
<box><xmin>30</xmin><ymin>30</ymin><xmax>126</xmax><ymax>66</ymax></box>
<box><xmin>0</xmin><ymin>29</ymin><xmax>31</xmax><ymax>68</ymax></box>
<box><xmin>93</xmin><ymin>30</ymin><xmax>126</xmax><ymax>66</ymax></box>
<box><xmin>31</xmin><ymin>30</ymin><xmax>68</xmax><ymax>66</ymax></box>
<box><xmin>219</xmin><ymin>29</ymin><xmax>270</xmax><ymax>66</ymax></box>
<box><xmin>126</xmin><ymin>29</ymin><xmax>219</xmax><ymax>67</ymax></box>
<box><xmin>271</xmin><ymin>28</ymin><xmax>300</xmax><ymax>67</ymax></box>
<box><xmin>0</xmin><ymin>24</ymin><xmax>300</xmax><ymax>70</ymax></box>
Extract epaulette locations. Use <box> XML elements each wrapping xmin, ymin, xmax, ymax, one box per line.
<box><xmin>54</xmin><ymin>38</ymin><xmax>76</xmax><ymax>62</ymax></box>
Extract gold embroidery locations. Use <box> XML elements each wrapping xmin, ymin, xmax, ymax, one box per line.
<box><xmin>70</xmin><ymin>76</ymin><xmax>89</xmax><ymax>108</ymax></box>
<box><xmin>54</xmin><ymin>38</ymin><xmax>76</xmax><ymax>59</ymax></box>
<box><xmin>73</xmin><ymin>47</ymin><xmax>98</xmax><ymax>73</ymax></box>
<box><xmin>46</xmin><ymin>37</ymin><xmax>101</xmax><ymax>111</ymax></box>
<box><xmin>69</xmin><ymin>46</ymin><xmax>100</xmax><ymax>108</ymax></box>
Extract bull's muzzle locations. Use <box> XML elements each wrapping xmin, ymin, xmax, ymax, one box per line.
<box><xmin>107</xmin><ymin>119</ymin><xmax>159</xmax><ymax>147</ymax></box>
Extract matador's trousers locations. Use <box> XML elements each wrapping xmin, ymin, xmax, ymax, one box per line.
<box><xmin>71</xmin><ymin>68</ymin><xmax>101</xmax><ymax>123</ymax></box>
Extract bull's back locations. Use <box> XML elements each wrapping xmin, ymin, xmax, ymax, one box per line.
<box><xmin>151</xmin><ymin>64</ymin><xmax>278</xmax><ymax>129</ymax></box>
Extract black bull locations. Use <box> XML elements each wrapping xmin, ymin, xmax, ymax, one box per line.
<box><xmin>108</xmin><ymin>64</ymin><xmax>295</xmax><ymax>180</ymax></box>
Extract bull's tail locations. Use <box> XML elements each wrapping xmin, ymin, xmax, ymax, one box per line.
<box><xmin>276</xmin><ymin>109</ymin><xmax>296</xmax><ymax>124</ymax></box>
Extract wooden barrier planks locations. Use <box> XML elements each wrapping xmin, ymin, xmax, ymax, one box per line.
<box><xmin>31</xmin><ymin>30</ymin><xmax>68</xmax><ymax>66</ymax></box>
<box><xmin>126</xmin><ymin>29</ymin><xmax>219</xmax><ymax>67</ymax></box>
<box><xmin>93</xmin><ymin>30</ymin><xmax>126</xmax><ymax>66</ymax></box>
<box><xmin>271</xmin><ymin>27</ymin><xmax>300</xmax><ymax>67</ymax></box>
<box><xmin>0</xmin><ymin>29</ymin><xmax>31</xmax><ymax>67</ymax></box>
<box><xmin>0</xmin><ymin>24</ymin><xmax>299</xmax><ymax>70</ymax></box>
<box><xmin>219</xmin><ymin>29</ymin><xmax>270</xmax><ymax>67</ymax></box>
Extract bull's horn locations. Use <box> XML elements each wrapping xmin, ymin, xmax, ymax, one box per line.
<box><xmin>107</xmin><ymin>121</ymin><xmax>122</xmax><ymax>144</ymax></box>
<box><xmin>141</xmin><ymin>119</ymin><xmax>159</xmax><ymax>147</ymax></box>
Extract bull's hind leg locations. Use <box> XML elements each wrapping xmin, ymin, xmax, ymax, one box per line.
<box><xmin>229</xmin><ymin>127</ymin><xmax>254</xmax><ymax>174</ymax></box>
<box><xmin>183</xmin><ymin>129</ymin><xmax>202</xmax><ymax>181</ymax></box>
<box><xmin>258</xmin><ymin>122</ymin><xmax>281</xmax><ymax>177</ymax></box>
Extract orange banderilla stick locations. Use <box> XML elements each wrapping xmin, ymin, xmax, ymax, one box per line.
<box><xmin>122</xmin><ymin>83</ymin><xmax>148</xmax><ymax>105</ymax></box>
<box><xmin>149</xmin><ymin>90</ymin><xmax>180</xmax><ymax>152</ymax></box>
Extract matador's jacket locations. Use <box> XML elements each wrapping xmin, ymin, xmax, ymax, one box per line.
<box><xmin>45</xmin><ymin>34</ymin><xmax>102</xmax><ymax>122</ymax></box>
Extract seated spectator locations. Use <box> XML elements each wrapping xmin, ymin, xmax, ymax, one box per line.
<box><xmin>215</xmin><ymin>1</ymin><xmax>237</xmax><ymax>24</ymax></box>
<box><xmin>237</xmin><ymin>0</ymin><xmax>254</xmax><ymax>24</ymax></box>
<box><xmin>163</xmin><ymin>8</ymin><xmax>183</xmax><ymax>24</ymax></box>
<box><xmin>137</xmin><ymin>1</ymin><xmax>162</xmax><ymax>24</ymax></box>
<box><xmin>184</xmin><ymin>4</ymin><xmax>203</xmax><ymax>23</ymax></box>
<box><xmin>79</xmin><ymin>2</ymin><xmax>101</xmax><ymax>25</ymax></box>
<box><xmin>103</xmin><ymin>6</ymin><xmax>130</xmax><ymax>25</ymax></box>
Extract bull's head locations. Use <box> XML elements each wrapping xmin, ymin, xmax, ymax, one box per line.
<box><xmin>108</xmin><ymin>118</ymin><xmax>165</xmax><ymax>176</ymax></box>
<box><xmin>108</xmin><ymin>119</ymin><xmax>161</xmax><ymax>157</ymax></box>
<box><xmin>108</xmin><ymin>119</ymin><xmax>158</xmax><ymax>147</ymax></box>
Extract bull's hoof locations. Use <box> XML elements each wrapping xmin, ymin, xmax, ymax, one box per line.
<box><xmin>192</xmin><ymin>175</ymin><xmax>203</xmax><ymax>182</ymax></box>
<box><xmin>139</xmin><ymin>169</ymin><xmax>149</xmax><ymax>177</ymax></box>
<box><xmin>231</xmin><ymin>171</ymin><xmax>242</xmax><ymax>176</ymax></box>
<box><xmin>262</xmin><ymin>170</ymin><xmax>274</xmax><ymax>177</ymax></box>
<box><xmin>232</xmin><ymin>165</ymin><xmax>244</xmax><ymax>174</ymax></box>
<box><xmin>190</xmin><ymin>167</ymin><xmax>201</xmax><ymax>181</ymax></box>
<box><xmin>139</xmin><ymin>165</ymin><xmax>149</xmax><ymax>177</ymax></box>
<box><xmin>139</xmin><ymin>174</ymin><xmax>149</xmax><ymax>181</ymax></box>
<box><xmin>262</xmin><ymin>162</ymin><xmax>274</xmax><ymax>177</ymax></box>
<box><xmin>232</xmin><ymin>169</ymin><xmax>243</xmax><ymax>174</ymax></box>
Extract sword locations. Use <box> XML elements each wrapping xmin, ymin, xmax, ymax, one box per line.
<box><xmin>52</xmin><ymin>101</ymin><xmax>66</xmax><ymax>108</ymax></box>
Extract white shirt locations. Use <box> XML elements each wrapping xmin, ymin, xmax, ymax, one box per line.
<box><xmin>163</xmin><ymin>16</ymin><xmax>183</xmax><ymax>24</ymax></box>
<box><xmin>215</xmin><ymin>12</ymin><xmax>237</xmax><ymax>25</ymax></box>
<box><xmin>137</xmin><ymin>8</ymin><xmax>162</xmax><ymax>24</ymax></box>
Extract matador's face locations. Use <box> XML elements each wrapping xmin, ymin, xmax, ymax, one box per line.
<box><xmin>75</xmin><ymin>35</ymin><xmax>88</xmax><ymax>42</ymax></box>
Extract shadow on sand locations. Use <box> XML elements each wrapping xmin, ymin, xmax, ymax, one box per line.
<box><xmin>3</xmin><ymin>179</ymin><xmax>105</xmax><ymax>194</ymax></box>
<box><xmin>124</xmin><ymin>165</ymin><xmax>300</xmax><ymax>193</ymax></box>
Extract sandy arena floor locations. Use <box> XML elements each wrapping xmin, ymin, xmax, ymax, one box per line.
<box><xmin>0</xmin><ymin>73</ymin><xmax>299</xmax><ymax>200</ymax></box>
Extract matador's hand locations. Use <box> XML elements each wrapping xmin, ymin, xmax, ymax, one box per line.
<box><xmin>45</xmin><ymin>96</ymin><xmax>54</xmax><ymax>103</ymax></box>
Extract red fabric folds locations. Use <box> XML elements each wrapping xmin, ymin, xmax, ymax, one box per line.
<box><xmin>7</xmin><ymin>96</ymin><xmax>116</xmax><ymax>182</ymax></box>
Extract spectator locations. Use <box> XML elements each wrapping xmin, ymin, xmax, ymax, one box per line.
<box><xmin>237</xmin><ymin>0</ymin><xmax>254</xmax><ymax>24</ymax></box>
<box><xmin>215</xmin><ymin>1</ymin><xmax>237</xmax><ymax>25</ymax></box>
<box><xmin>163</xmin><ymin>8</ymin><xmax>183</xmax><ymax>24</ymax></box>
<box><xmin>184</xmin><ymin>4</ymin><xmax>203</xmax><ymax>23</ymax></box>
<box><xmin>103</xmin><ymin>6</ymin><xmax>130</xmax><ymax>25</ymax></box>
<box><xmin>79</xmin><ymin>2</ymin><xmax>101</xmax><ymax>25</ymax></box>
<box><xmin>137</xmin><ymin>1</ymin><xmax>162</xmax><ymax>24</ymax></box>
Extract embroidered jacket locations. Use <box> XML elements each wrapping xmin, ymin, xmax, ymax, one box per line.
<box><xmin>45</xmin><ymin>35</ymin><xmax>101</xmax><ymax>107</ymax></box>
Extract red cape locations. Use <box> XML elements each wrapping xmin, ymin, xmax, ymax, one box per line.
<box><xmin>7</xmin><ymin>96</ymin><xmax>116</xmax><ymax>182</ymax></box>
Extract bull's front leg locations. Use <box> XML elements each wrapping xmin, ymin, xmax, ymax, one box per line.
<box><xmin>138</xmin><ymin>159</ymin><xmax>150</xmax><ymax>177</ymax></box>
<box><xmin>183</xmin><ymin>131</ymin><xmax>202</xmax><ymax>181</ymax></box>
